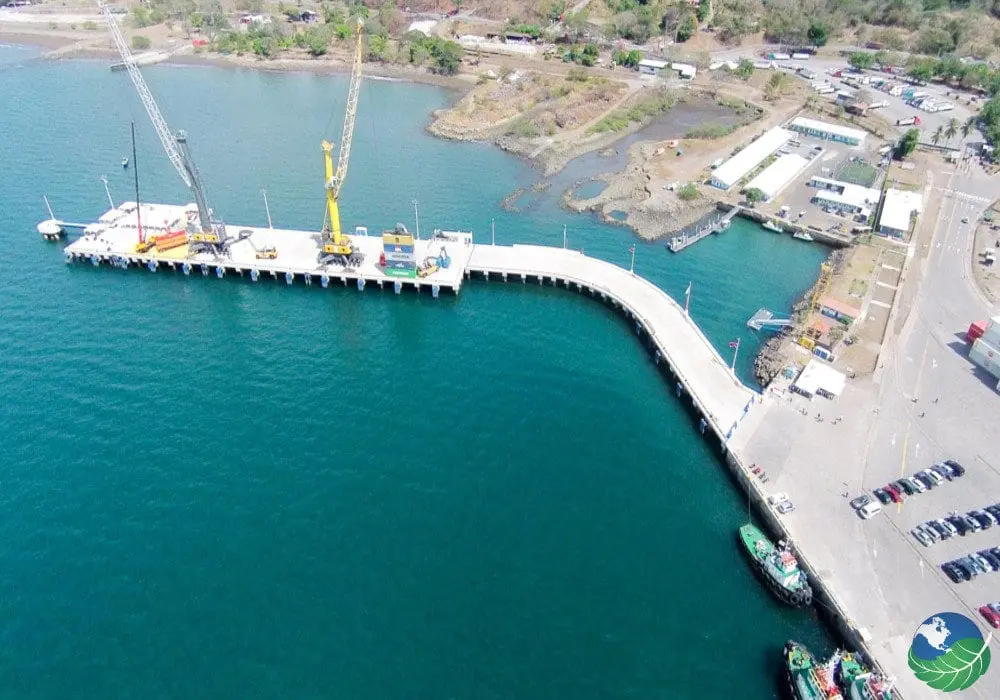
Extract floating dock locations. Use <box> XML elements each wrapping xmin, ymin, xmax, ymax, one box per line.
<box><xmin>61</xmin><ymin>201</ymin><xmax>474</xmax><ymax>296</ymax></box>
<box><xmin>747</xmin><ymin>308</ymin><xmax>793</xmax><ymax>331</ymax></box>
<box><xmin>667</xmin><ymin>207</ymin><xmax>740</xmax><ymax>253</ymax></box>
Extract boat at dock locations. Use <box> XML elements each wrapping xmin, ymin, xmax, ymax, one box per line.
<box><xmin>763</xmin><ymin>220</ymin><xmax>783</xmax><ymax>232</ymax></box>
<box><xmin>833</xmin><ymin>651</ymin><xmax>898</xmax><ymax>700</ymax></box>
<box><xmin>738</xmin><ymin>523</ymin><xmax>812</xmax><ymax>606</ymax></box>
<box><xmin>785</xmin><ymin>641</ymin><xmax>844</xmax><ymax>700</ymax></box>
<box><xmin>792</xmin><ymin>231</ymin><xmax>814</xmax><ymax>242</ymax></box>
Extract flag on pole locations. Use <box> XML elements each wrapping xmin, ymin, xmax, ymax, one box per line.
<box><xmin>729</xmin><ymin>339</ymin><xmax>740</xmax><ymax>349</ymax></box>
<box><xmin>684</xmin><ymin>281</ymin><xmax>692</xmax><ymax>314</ymax></box>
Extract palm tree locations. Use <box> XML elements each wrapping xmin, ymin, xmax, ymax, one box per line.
<box><xmin>961</xmin><ymin>115</ymin><xmax>977</xmax><ymax>142</ymax></box>
<box><xmin>944</xmin><ymin>117</ymin><xmax>959</xmax><ymax>145</ymax></box>
<box><xmin>932</xmin><ymin>125</ymin><xmax>944</xmax><ymax>146</ymax></box>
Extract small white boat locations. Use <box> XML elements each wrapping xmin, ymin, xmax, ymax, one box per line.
<box><xmin>792</xmin><ymin>231</ymin><xmax>814</xmax><ymax>241</ymax></box>
<box><xmin>762</xmin><ymin>220</ymin><xmax>783</xmax><ymax>232</ymax></box>
<box><xmin>121</xmin><ymin>157</ymin><xmax>129</xmax><ymax>168</ymax></box>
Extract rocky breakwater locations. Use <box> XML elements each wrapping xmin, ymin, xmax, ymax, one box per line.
<box><xmin>563</xmin><ymin>140</ymin><xmax>716</xmax><ymax>240</ymax></box>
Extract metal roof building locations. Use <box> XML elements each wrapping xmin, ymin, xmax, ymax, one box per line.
<box><xmin>744</xmin><ymin>154</ymin><xmax>810</xmax><ymax>201</ymax></box>
<box><xmin>878</xmin><ymin>188</ymin><xmax>923</xmax><ymax>238</ymax></box>
<box><xmin>788</xmin><ymin>117</ymin><xmax>867</xmax><ymax>146</ymax></box>
<box><xmin>710</xmin><ymin>127</ymin><xmax>794</xmax><ymax>191</ymax></box>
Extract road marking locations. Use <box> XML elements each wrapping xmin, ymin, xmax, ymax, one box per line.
<box><xmin>875</xmin><ymin>281</ymin><xmax>897</xmax><ymax>290</ymax></box>
<box><xmin>881</xmin><ymin>264</ymin><xmax>901</xmax><ymax>271</ymax></box>
<box><xmin>891</xmin><ymin>432</ymin><xmax>896</xmax><ymax>447</ymax></box>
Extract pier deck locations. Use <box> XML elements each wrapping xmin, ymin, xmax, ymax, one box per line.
<box><xmin>63</xmin><ymin>202</ymin><xmax>474</xmax><ymax>292</ymax></box>
<box><xmin>667</xmin><ymin>207</ymin><xmax>740</xmax><ymax>253</ymax></box>
<box><xmin>468</xmin><ymin>244</ymin><xmax>758</xmax><ymax>440</ymax></box>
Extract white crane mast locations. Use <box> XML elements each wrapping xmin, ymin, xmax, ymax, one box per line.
<box><xmin>96</xmin><ymin>1</ymin><xmax>191</xmax><ymax>188</ymax></box>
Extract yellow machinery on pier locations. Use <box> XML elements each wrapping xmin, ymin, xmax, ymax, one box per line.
<box><xmin>799</xmin><ymin>262</ymin><xmax>833</xmax><ymax>350</ymax></box>
<box><xmin>320</xmin><ymin>19</ymin><xmax>365</xmax><ymax>266</ymax></box>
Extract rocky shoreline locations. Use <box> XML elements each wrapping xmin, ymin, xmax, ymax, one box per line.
<box><xmin>750</xmin><ymin>248</ymin><xmax>849</xmax><ymax>387</ymax></box>
<box><xmin>561</xmin><ymin>139</ymin><xmax>716</xmax><ymax>241</ymax></box>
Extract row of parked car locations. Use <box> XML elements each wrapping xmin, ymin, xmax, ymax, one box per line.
<box><xmin>911</xmin><ymin>503</ymin><xmax>1000</xmax><ymax>546</ymax></box>
<box><xmin>941</xmin><ymin>548</ymin><xmax>1000</xmax><ymax>583</ymax></box>
<box><xmin>872</xmin><ymin>460</ymin><xmax>966</xmax><ymax>505</ymax></box>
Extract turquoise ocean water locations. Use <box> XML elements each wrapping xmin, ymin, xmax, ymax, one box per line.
<box><xmin>1</xmin><ymin>44</ymin><xmax>832</xmax><ymax>698</ymax></box>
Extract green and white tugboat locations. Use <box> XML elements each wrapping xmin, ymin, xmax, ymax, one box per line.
<box><xmin>834</xmin><ymin>650</ymin><xmax>898</xmax><ymax>700</ymax></box>
<box><xmin>739</xmin><ymin>523</ymin><xmax>813</xmax><ymax>606</ymax></box>
<box><xmin>784</xmin><ymin>641</ymin><xmax>844</xmax><ymax>700</ymax></box>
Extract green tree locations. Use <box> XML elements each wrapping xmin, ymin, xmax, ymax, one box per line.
<box><xmin>961</xmin><ymin>115</ymin><xmax>977</xmax><ymax>142</ymax></box>
<box><xmin>848</xmin><ymin>52</ymin><xmax>875</xmax><ymax>71</ymax></box>
<box><xmin>895</xmin><ymin>128</ymin><xmax>920</xmax><ymax>159</ymax></box>
<box><xmin>745</xmin><ymin>187</ymin><xmax>765</xmax><ymax>205</ymax></box>
<box><xmin>764</xmin><ymin>71</ymin><xmax>789</xmax><ymax>101</ymax></box>
<box><xmin>677</xmin><ymin>182</ymin><xmax>700</xmax><ymax>200</ymax></box>
<box><xmin>367</xmin><ymin>33</ymin><xmax>388</xmax><ymax>61</ymax></box>
<box><xmin>735</xmin><ymin>57</ymin><xmax>754</xmax><ymax>79</ymax></box>
<box><xmin>807</xmin><ymin>21</ymin><xmax>828</xmax><ymax>47</ymax></box>
<box><xmin>696</xmin><ymin>0</ymin><xmax>710</xmax><ymax>23</ymax></box>
<box><xmin>944</xmin><ymin>117</ymin><xmax>959</xmax><ymax>145</ymax></box>
<box><xmin>676</xmin><ymin>13</ymin><xmax>697</xmax><ymax>43</ymax></box>
<box><xmin>132</xmin><ymin>34</ymin><xmax>152</xmax><ymax>51</ymax></box>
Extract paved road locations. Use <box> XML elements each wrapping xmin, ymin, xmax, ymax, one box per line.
<box><xmin>732</xmin><ymin>158</ymin><xmax>1000</xmax><ymax>698</ymax></box>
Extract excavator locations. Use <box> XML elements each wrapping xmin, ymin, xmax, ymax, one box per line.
<box><xmin>319</xmin><ymin>19</ymin><xmax>365</xmax><ymax>267</ymax></box>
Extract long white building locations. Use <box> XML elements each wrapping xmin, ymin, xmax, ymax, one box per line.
<box><xmin>745</xmin><ymin>154</ymin><xmax>810</xmax><ymax>202</ymax></box>
<box><xmin>710</xmin><ymin>127</ymin><xmax>794</xmax><ymax>191</ymax></box>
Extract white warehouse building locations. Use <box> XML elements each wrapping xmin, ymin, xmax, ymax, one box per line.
<box><xmin>745</xmin><ymin>154</ymin><xmax>810</xmax><ymax>202</ymax></box>
<box><xmin>710</xmin><ymin>127</ymin><xmax>794</xmax><ymax>190</ymax></box>
<box><xmin>878</xmin><ymin>188</ymin><xmax>923</xmax><ymax>238</ymax></box>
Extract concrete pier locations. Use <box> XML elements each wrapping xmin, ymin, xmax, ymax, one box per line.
<box><xmin>62</xmin><ymin>201</ymin><xmax>474</xmax><ymax>294</ymax></box>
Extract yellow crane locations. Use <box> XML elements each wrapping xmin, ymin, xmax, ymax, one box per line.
<box><xmin>799</xmin><ymin>262</ymin><xmax>833</xmax><ymax>350</ymax></box>
<box><xmin>320</xmin><ymin>19</ymin><xmax>365</xmax><ymax>265</ymax></box>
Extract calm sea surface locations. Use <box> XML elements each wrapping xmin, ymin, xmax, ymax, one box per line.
<box><xmin>0</xmin><ymin>43</ymin><xmax>832</xmax><ymax>699</ymax></box>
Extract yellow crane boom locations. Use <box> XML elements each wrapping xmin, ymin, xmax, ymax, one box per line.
<box><xmin>322</xmin><ymin>18</ymin><xmax>365</xmax><ymax>259</ymax></box>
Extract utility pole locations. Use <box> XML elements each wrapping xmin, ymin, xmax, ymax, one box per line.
<box><xmin>261</xmin><ymin>189</ymin><xmax>273</xmax><ymax>229</ymax></box>
<box><xmin>412</xmin><ymin>199</ymin><xmax>420</xmax><ymax>240</ymax></box>
<box><xmin>629</xmin><ymin>244</ymin><xmax>635</xmax><ymax>273</ymax></box>
<box><xmin>562</xmin><ymin>224</ymin><xmax>567</xmax><ymax>249</ymax></box>
<box><xmin>100</xmin><ymin>175</ymin><xmax>115</xmax><ymax>210</ymax></box>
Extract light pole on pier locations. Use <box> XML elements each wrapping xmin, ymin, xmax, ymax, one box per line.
<box><xmin>491</xmin><ymin>218</ymin><xmax>495</xmax><ymax>246</ymax></box>
<box><xmin>629</xmin><ymin>245</ymin><xmax>635</xmax><ymax>274</ymax></box>
<box><xmin>412</xmin><ymin>199</ymin><xmax>420</xmax><ymax>240</ymax></box>
<box><xmin>100</xmin><ymin>175</ymin><xmax>115</xmax><ymax>210</ymax></box>
<box><xmin>562</xmin><ymin>224</ymin><xmax>567</xmax><ymax>249</ymax></box>
<box><xmin>729</xmin><ymin>337</ymin><xmax>741</xmax><ymax>373</ymax></box>
<box><xmin>261</xmin><ymin>189</ymin><xmax>273</xmax><ymax>229</ymax></box>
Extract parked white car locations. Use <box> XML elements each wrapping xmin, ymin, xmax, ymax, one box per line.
<box><xmin>859</xmin><ymin>502</ymin><xmax>883</xmax><ymax>519</ymax></box>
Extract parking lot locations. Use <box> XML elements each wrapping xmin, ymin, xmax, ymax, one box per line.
<box><xmin>754</xmin><ymin>130</ymin><xmax>887</xmax><ymax>237</ymax></box>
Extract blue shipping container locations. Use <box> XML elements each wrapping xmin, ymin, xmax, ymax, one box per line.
<box><xmin>383</xmin><ymin>244</ymin><xmax>415</xmax><ymax>255</ymax></box>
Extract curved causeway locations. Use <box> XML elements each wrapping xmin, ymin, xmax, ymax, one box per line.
<box><xmin>468</xmin><ymin>244</ymin><xmax>759</xmax><ymax>441</ymax></box>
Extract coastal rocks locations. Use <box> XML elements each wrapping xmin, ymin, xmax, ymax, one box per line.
<box><xmin>562</xmin><ymin>140</ymin><xmax>715</xmax><ymax>240</ymax></box>
<box><xmin>753</xmin><ymin>333</ymin><xmax>791</xmax><ymax>387</ymax></box>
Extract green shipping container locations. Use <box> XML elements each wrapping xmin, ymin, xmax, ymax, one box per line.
<box><xmin>384</xmin><ymin>267</ymin><xmax>417</xmax><ymax>278</ymax></box>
